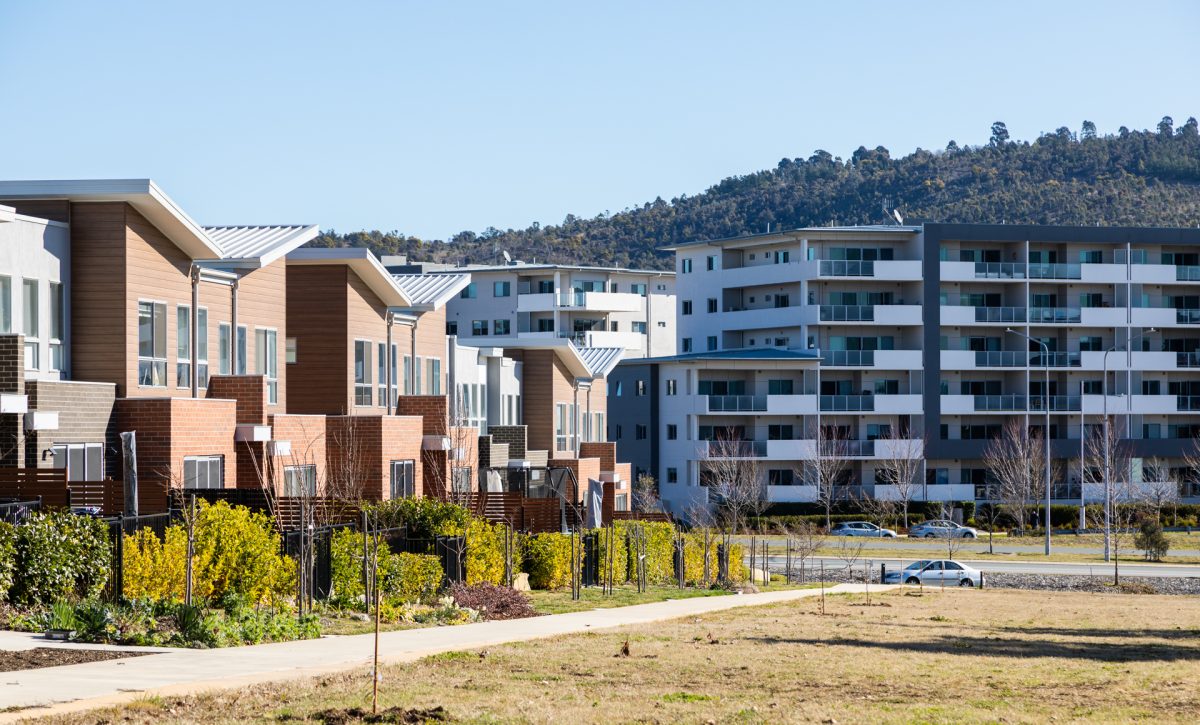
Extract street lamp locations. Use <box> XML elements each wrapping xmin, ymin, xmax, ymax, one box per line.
<box><xmin>1005</xmin><ymin>328</ymin><xmax>1051</xmax><ymax>556</ymax></box>
<box><xmin>1100</xmin><ymin>327</ymin><xmax>1155</xmax><ymax>562</ymax></box>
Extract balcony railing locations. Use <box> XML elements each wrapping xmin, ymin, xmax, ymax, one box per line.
<box><xmin>1176</xmin><ymin>266</ymin><xmax>1200</xmax><ymax>282</ymax></box>
<box><xmin>822</xmin><ymin>350</ymin><xmax>875</xmax><ymax>366</ymax></box>
<box><xmin>1029</xmin><ymin>395</ymin><xmax>1082</xmax><ymax>412</ymax></box>
<box><xmin>1029</xmin><ymin>262</ymin><xmax>1082</xmax><ymax>280</ymax></box>
<box><xmin>1030</xmin><ymin>351</ymin><xmax>1081</xmax><ymax>367</ymax></box>
<box><xmin>1029</xmin><ymin>307</ymin><xmax>1082</xmax><ymax>323</ymax></box>
<box><xmin>974</xmin><ymin>262</ymin><xmax>1026</xmax><ymax>279</ymax></box>
<box><xmin>707</xmin><ymin>394</ymin><xmax>767</xmax><ymax>412</ymax></box>
<box><xmin>705</xmin><ymin>440</ymin><xmax>767</xmax><ymax>458</ymax></box>
<box><xmin>1176</xmin><ymin>309</ymin><xmax>1200</xmax><ymax>325</ymax></box>
<box><xmin>974</xmin><ymin>351</ymin><xmax>1027</xmax><ymax>367</ymax></box>
<box><xmin>1177</xmin><ymin>352</ymin><xmax>1200</xmax><ymax>368</ymax></box>
<box><xmin>819</xmin><ymin>305</ymin><xmax>875</xmax><ymax>322</ymax></box>
<box><xmin>1178</xmin><ymin>396</ymin><xmax>1200</xmax><ymax>411</ymax></box>
<box><xmin>973</xmin><ymin>395</ymin><xmax>1026</xmax><ymax>411</ymax></box>
<box><xmin>820</xmin><ymin>395</ymin><xmax>875</xmax><ymax>412</ymax></box>
<box><xmin>974</xmin><ymin>306</ymin><xmax>1027</xmax><ymax>323</ymax></box>
<box><xmin>817</xmin><ymin>440</ymin><xmax>876</xmax><ymax>457</ymax></box>
<box><xmin>819</xmin><ymin>260</ymin><xmax>875</xmax><ymax>277</ymax></box>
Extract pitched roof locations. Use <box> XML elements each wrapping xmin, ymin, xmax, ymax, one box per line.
<box><xmin>286</xmin><ymin>247</ymin><xmax>412</xmax><ymax>307</ymax></box>
<box><xmin>390</xmin><ymin>273</ymin><xmax>472</xmax><ymax>311</ymax></box>
<box><xmin>204</xmin><ymin>225</ymin><xmax>319</xmax><ymax>266</ymax></box>
<box><xmin>574</xmin><ymin>345</ymin><xmax>625</xmax><ymax>378</ymax></box>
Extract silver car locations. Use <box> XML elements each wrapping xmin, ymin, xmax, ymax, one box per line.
<box><xmin>829</xmin><ymin>521</ymin><xmax>898</xmax><ymax>538</ymax></box>
<box><xmin>883</xmin><ymin>559</ymin><xmax>984</xmax><ymax>587</ymax></box>
<box><xmin>909</xmin><ymin>519</ymin><xmax>978</xmax><ymax>539</ymax></box>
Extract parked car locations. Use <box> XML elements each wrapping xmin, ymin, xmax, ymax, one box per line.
<box><xmin>908</xmin><ymin>519</ymin><xmax>978</xmax><ymax>539</ymax></box>
<box><xmin>829</xmin><ymin>521</ymin><xmax>897</xmax><ymax>538</ymax></box>
<box><xmin>883</xmin><ymin>559</ymin><xmax>984</xmax><ymax>587</ymax></box>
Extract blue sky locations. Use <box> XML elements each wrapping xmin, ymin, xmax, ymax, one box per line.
<box><xmin>1</xmin><ymin>1</ymin><xmax>1196</xmax><ymax>239</ymax></box>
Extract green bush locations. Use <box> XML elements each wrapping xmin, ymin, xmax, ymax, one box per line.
<box><xmin>465</xmin><ymin>518</ymin><xmax>507</xmax><ymax>585</ymax></box>
<box><xmin>1135</xmin><ymin>519</ymin><xmax>1170</xmax><ymax>561</ymax></box>
<box><xmin>591</xmin><ymin>525</ymin><xmax>630</xmax><ymax>586</ymax></box>
<box><xmin>0</xmin><ymin>521</ymin><xmax>15</xmax><ymax>602</ymax></box>
<box><xmin>370</xmin><ymin>498</ymin><xmax>471</xmax><ymax>538</ymax></box>
<box><xmin>122</xmin><ymin>526</ymin><xmax>188</xmax><ymax>601</ymax></box>
<box><xmin>681</xmin><ymin>532</ymin><xmax>719</xmax><ymax>586</ymax></box>
<box><xmin>11</xmin><ymin>511</ymin><xmax>109</xmax><ymax>606</ymax></box>
<box><xmin>524</xmin><ymin>533</ymin><xmax>578</xmax><ymax>590</ymax></box>
<box><xmin>330</xmin><ymin>529</ymin><xmax>443</xmax><ymax>605</ymax></box>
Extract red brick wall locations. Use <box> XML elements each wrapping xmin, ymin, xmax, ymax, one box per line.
<box><xmin>264</xmin><ymin>414</ymin><xmax>327</xmax><ymax>495</ymax></box>
<box><xmin>579</xmin><ymin>442</ymin><xmax>617</xmax><ymax>472</ymax></box>
<box><xmin>548</xmin><ymin>456</ymin><xmax>602</xmax><ymax>504</ymax></box>
<box><xmin>393</xmin><ymin>396</ymin><xmax>448</xmax><ymax>435</ymax></box>
<box><xmin>207</xmin><ymin>375</ymin><xmax>267</xmax><ymax>425</ymax></box>
<box><xmin>326</xmin><ymin>415</ymin><xmax>424</xmax><ymax>501</ymax></box>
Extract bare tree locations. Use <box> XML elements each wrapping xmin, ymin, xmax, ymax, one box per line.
<box><xmin>876</xmin><ymin>424</ymin><xmax>925</xmax><ymax>528</ymax></box>
<box><xmin>632</xmin><ymin>473</ymin><xmax>663</xmax><ymax>514</ymax></box>
<box><xmin>702</xmin><ymin>434</ymin><xmax>766</xmax><ymax>550</ymax></box>
<box><xmin>684</xmin><ymin>500</ymin><xmax>719</xmax><ymax>586</ymax></box>
<box><xmin>983</xmin><ymin>418</ymin><xmax>1045</xmax><ymax>533</ymax></box>
<box><xmin>1140</xmin><ymin>456</ymin><xmax>1179</xmax><ymax>524</ymax></box>
<box><xmin>832</xmin><ymin>535</ymin><xmax>866</xmax><ymax>579</ymax></box>
<box><xmin>802</xmin><ymin>426</ymin><xmax>849</xmax><ymax>531</ymax></box>
<box><xmin>976</xmin><ymin>502</ymin><xmax>1005</xmax><ymax>554</ymax></box>
<box><xmin>857</xmin><ymin>489</ymin><xmax>896</xmax><ymax>536</ymax></box>
<box><xmin>1084</xmin><ymin>423</ymin><xmax>1141</xmax><ymax>585</ymax></box>
<box><xmin>782</xmin><ymin>520</ymin><xmax>825</xmax><ymax>583</ymax></box>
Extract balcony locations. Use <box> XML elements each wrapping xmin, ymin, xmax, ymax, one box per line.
<box><xmin>1029</xmin><ymin>263</ymin><xmax>1082</xmax><ymax>280</ymax></box>
<box><xmin>1029</xmin><ymin>395</ymin><xmax>1082</xmax><ymax>412</ymax></box>
<box><xmin>822</xmin><ymin>350</ymin><xmax>875</xmax><ymax>366</ymax></box>
<box><xmin>1178</xmin><ymin>352</ymin><xmax>1200</xmax><ymax>368</ymax></box>
<box><xmin>704</xmin><ymin>439</ymin><xmax>767</xmax><ymax>458</ymax></box>
<box><xmin>819</xmin><ymin>305</ymin><xmax>873</xmax><ymax>322</ymax></box>
<box><xmin>820</xmin><ymin>394</ymin><xmax>874</xmax><ymax>412</ymax></box>
<box><xmin>817</xmin><ymin>259</ymin><xmax>922</xmax><ymax>280</ymax></box>
<box><xmin>973</xmin><ymin>395</ymin><xmax>1027</xmax><ymax>411</ymax></box>
<box><xmin>706</xmin><ymin>394</ymin><xmax>766</xmax><ymax>412</ymax></box>
<box><xmin>974</xmin><ymin>262</ymin><xmax>1026</xmax><ymax>279</ymax></box>
<box><xmin>720</xmin><ymin>305</ymin><xmax>804</xmax><ymax>330</ymax></box>
<box><xmin>819</xmin><ymin>349</ymin><xmax>922</xmax><ymax>369</ymax></box>
<box><xmin>972</xmin><ymin>351</ymin><xmax>1028</xmax><ymax>367</ymax></box>
<box><xmin>516</xmin><ymin>293</ymin><xmax>556</xmax><ymax>312</ymax></box>
<box><xmin>559</xmin><ymin>291</ymin><xmax>642</xmax><ymax>312</ymax></box>
<box><xmin>1029</xmin><ymin>351</ymin><xmax>1081</xmax><ymax>367</ymax></box>
<box><xmin>819</xmin><ymin>260</ymin><xmax>873</xmax><ymax>277</ymax></box>
<box><xmin>1176</xmin><ymin>309</ymin><xmax>1200</xmax><ymax>325</ymax></box>
<box><xmin>974</xmin><ymin>306</ymin><xmax>1027</xmax><ymax>323</ymax></box>
<box><xmin>1178</xmin><ymin>396</ymin><xmax>1200</xmax><ymax>412</ymax></box>
<box><xmin>1029</xmin><ymin>307</ymin><xmax>1082</xmax><ymax>324</ymax></box>
<box><xmin>1177</xmin><ymin>266</ymin><xmax>1200</xmax><ymax>282</ymax></box>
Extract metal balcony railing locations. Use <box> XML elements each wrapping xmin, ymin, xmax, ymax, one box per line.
<box><xmin>1030</xmin><ymin>351</ymin><xmax>1081</xmax><ymax>367</ymax></box>
<box><xmin>1029</xmin><ymin>395</ymin><xmax>1082</xmax><ymax>412</ymax></box>
<box><xmin>707</xmin><ymin>394</ymin><xmax>767</xmax><ymax>412</ymax></box>
<box><xmin>842</xmin><ymin>440</ymin><xmax>877</xmax><ymax>457</ymax></box>
<box><xmin>820</xmin><ymin>394</ymin><xmax>875</xmax><ymax>412</ymax></box>
<box><xmin>819</xmin><ymin>305</ymin><xmax>875</xmax><ymax>322</ymax></box>
<box><xmin>1177</xmin><ymin>352</ymin><xmax>1200</xmax><ymax>368</ymax></box>
<box><xmin>974</xmin><ymin>262</ymin><xmax>1026</xmax><ymax>279</ymax></box>
<box><xmin>1176</xmin><ymin>266</ymin><xmax>1200</xmax><ymax>282</ymax></box>
<box><xmin>1029</xmin><ymin>307</ymin><xmax>1082</xmax><ymax>323</ymax></box>
<box><xmin>705</xmin><ymin>440</ymin><xmax>767</xmax><ymax>458</ymax></box>
<box><xmin>819</xmin><ymin>260</ymin><xmax>874</xmax><ymax>277</ymax></box>
<box><xmin>822</xmin><ymin>350</ymin><xmax>875</xmax><ymax>366</ymax></box>
<box><xmin>974</xmin><ymin>306</ymin><xmax>1027</xmax><ymax>323</ymax></box>
<box><xmin>973</xmin><ymin>351</ymin><xmax>1028</xmax><ymax>367</ymax></box>
<box><xmin>973</xmin><ymin>395</ymin><xmax>1027</xmax><ymax>411</ymax></box>
<box><xmin>1028</xmin><ymin>262</ymin><xmax>1082</xmax><ymax>280</ymax></box>
<box><xmin>1178</xmin><ymin>396</ymin><xmax>1200</xmax><ymax>411</ymax></box>
<box><xmin>1176</xmin><ymin>309</ymin><xmax>1200</xmax><ymax>325</ymax></box>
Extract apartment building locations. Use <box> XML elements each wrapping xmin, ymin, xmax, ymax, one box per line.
<box><xmin>611</xmin><ymin>223</ymin><xmax>1200</xmax><ymax>515</ymax></box>
<box><xmin>387</xmin><ymin>259</ymin><xmax>676</xmax><ymax>359</ymax></box>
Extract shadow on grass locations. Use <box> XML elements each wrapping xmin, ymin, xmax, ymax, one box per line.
<box><xmin>997</xmin><ymin>626</ymin><xmax>1200</xmax><ymax>641</ymax></box>
<box><xmin>745</xmin><ymin>635</ymin><xmax>1200</xmax><ymax>662</ymax></box>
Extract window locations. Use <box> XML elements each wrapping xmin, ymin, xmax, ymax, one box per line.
<box><xmin>681</xmin><ymin>259</ymin><xmax>693</xmax><ymax>273</ymax></box>
<box><xmin>610</xmin><ymin>321</ymin><xmax>619</xmax><ymax>332</ymax></box>
<box><xmin>635</xmin><ymin>424</ymin><xmax>648</xmax><ymax>440</ymax></box>
<box><xmin>493</xmin><ymin>281</ymin><xmax>511</xmax><ymax>297</ymax></box>
<box><xmin>611</xmin><ymin>379</ymin><xmax>622</xmax><ymax>396</ymax></box>
<box><xmin>610</xmin><ymin>282</ymin><xmax>618</xmax><ymax>293</ymax></box>
<box><xmin>538</xmin><ymin>280</ymin><xmax>554</xmax><ymax>293</ymax></box>
<box><xmin>632</xmin><ymin>321</ymin><xmax>646</xmax><ymax>334</ymax></box>
<box><xmin>706</xmin><ymin>336</ymin><xmax>717</xmax><ymax>351</ymax></box>
<box><xmin>218</xmin><ymin>324</ymin><xmax>232</xmax><ymax>375</ymax></box>
<box><xmin>285</xmin><ymin>337</ymin><xmax>297</xmax><ymax>364</ymax></box>
<box><xmin>768</xmin><ymin>424</ymin><xmax>793</xmax><ymax>440</ymax></box>
<box><xmin>283</xmin><ymin>465</ymin><xmax>317</xmax><ymax>496</ymax></box>
<box><xmin>774</xmin><ymin>250</ymin><xmax>790</xmax><ymax>264</ymax></box>
<box><xmin>414</xmin><ymin>354</ymin><xmax>423</xmax><ymax>394</ymax></box>
<box><xmin>537</xmin><ymin>318</ymin><xmax>555</xmax><ymax>332</ymax></box>
<box><xmin>631</xmin><ymin>283</ymin><xmax>647</xmax><ymax>296</ymax></box>
<box><xmin>256</xmin><ymin>328</ymin><xmax>278</xmax><ymax>404</ymax></box>
<box><xmin>378</xmin><ymin>343</ymin><xmax>397</xmax><ymax>407</ymax></box>
<box><xmin>452</xmin><ymin>467</ymin><xmax>473</xmax><ymax>493</ymax></box>
<box><xmin>493</xmin><ymin>319</ymin><xmax>511</xmax><ymax>335</ymax></box>
<box><xmin>177</xmin><ymin>306</ymin><xmax>191</xmax><ymax>388</ymax></box>
<box><xmin>682</xmin><ymin>300</ymin><xmax>693</xmax><ymax>315</ymax></box>
<box><xmin>196</xmin><ymin>308</ymin><xmax>208</xmax><ymax>388</ymax></box>
<box><xmin>353</xmin><ymin>340</ymin><xmax>372</xmax><ymax>405</ymax></box>
<box><xmin>681</xmin><ymin>337</ymin><xmax>692</xmax><ymax>353</ymax></box>
<box><xmin>768</xmin><ymin>469</ymin><xmax>794</xmax><ymax>486</ymax></box>
<box><xmin>636</xmin><ymin>380</ymin><xmax>647</xmax><ymax>396</ymax></box>
<box><xmin>236</xmin><ymin>326</ymin><xmax>248</xmax><ymax>375</ymax></box>
<box><xmin>666</xmin><ymin>467</ymin><xmax>678</xmax><ymax>483</ymax></box>
<box><xmin>183</xmin><ymin>455</ymin><xmax>223</xmax><ymax>489</ymax></box>
<box><xmin>46</xmin><ymin>281</ymin><xmax>64</xmax><ymax>371</ymax></box>
<box><xmin>137</xmin><ymin>301</ymin><xmax>167</xmax><ymax>386</ymax></box>
<box><xmin>460</xmin><ymin>283</ymin><xmax>477</xmax><ymax>299</ymax></box>
<box><xmin>402</xmin><ymin>355</ymin><xmax>412</xmax><ymax>395</ymax></box>
<box><xmin>666</xmin><ymin>379</ymin><xmax>677</xmax><ymax>395</ymax></box>
<box><xmin>389</xmin><ymin>460</ymin><xmax>415</xmax><ymax>499</ymax></box>
<box><xmin>23</xmin><ymin>279</ymin><xmax>38</xmax><ymax>369</ymax></box>
<box><xmin>0</xmin><ymin>275</ymin><xmax>10</xmax><ymax>333</ymax></box>
<box><xmin>613</xmin><ymin>424</ymin><xmax>623</xmax><ymax>439</ymax></box>
<box><xmin>427</xmin><ymin>358</ymin><xmax>441</xmax><ymax>395</ymax></box>
<box><xmin>667</xmin><ymin>424</ymin><xmax>678</xmax><ymax>440</ymax></box>
<box><xmin>706</xmin><ymin>255</ymin><xmax>716</xmax><ymax>271</ymax></box>
<box><xmin>1082</xmin><ymin>380</ymin><xmax>1103</xmax><ymax>394</ymax></box>
<box><xmin>51</xmin><ymin>443</ymin><xmax>104</xmax><ymax>481</ymax></box>
<box><xmin>707</xmin><ymin>298</ymin><xmax>717</xmax><ymax>314</ymax></box>
<box><xmin>472</xmin><ymin>320</ymin><xmax>488</xmax><ymax>336</ymax></box>
<box><xmin>1079</xmin><ymin>336</ymin><xmax>1103</xmax><ymax>352</ymax></box>
<box><xmin>768</xmin><ymin>379</ymin><xmax>794</xmax><ymax>395</ymax></box>
<box><xmin>555</xmin><ymin>403</ymin><xmax>577</xmax><ymax>451</ymax></box>
<box><xmin>595</xmin><ymin>412</ymin><xmax>604</xmax><ymax>442</ymax></box>
<box><xmin>446</xmin><ymin>321</ymin><xmax>458</xmax><ymax>336</ymax></box>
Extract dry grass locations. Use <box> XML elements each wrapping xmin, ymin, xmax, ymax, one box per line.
<box><xmin>34</xmin><ymin>588</ymin><xmax>1200</xmax><ymax>724</ymax></box>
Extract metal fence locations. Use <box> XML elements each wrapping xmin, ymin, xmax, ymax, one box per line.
<box><xmin>0</xmin><ymin>498</ymin><xmax>42</xmax><ymax>525</ymax></box>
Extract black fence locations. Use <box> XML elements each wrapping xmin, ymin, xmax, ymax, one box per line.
<box><xmin>0</xmin><ymin>497</ymin><xmax>42</xmax><ymax>525</ymax></box>
<box><xmin>105</xmin><ymin>512</ymin><xmax>178</xmax><ymax>602</ymax></box>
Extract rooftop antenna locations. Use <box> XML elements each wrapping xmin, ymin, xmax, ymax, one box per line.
<box><xmin>891</xmin><ymin>209</ymin><xmax>904</xmax><ymax>225</ymax></box>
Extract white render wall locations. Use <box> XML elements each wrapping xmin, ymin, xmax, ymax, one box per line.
<box><xmin>0</xmin><ymin>208</ymin><xmax>69</xmax><ymax>381</ymax></box>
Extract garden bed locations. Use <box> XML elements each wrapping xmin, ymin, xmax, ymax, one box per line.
<box><xmin>0</xmin><ymin>646</ymin><xmax>146</xmax><ymax>672</ymax></box>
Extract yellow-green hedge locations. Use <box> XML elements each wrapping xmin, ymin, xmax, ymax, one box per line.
<box><xmin>524</xmin><ymin>533</ymin><xmax>582</xmax><ymax>590</ymax></box>
<box><xmin>465</xmin><ymin>518</ymin><xmax>507</xmax><ymax>585</ymax></box>
<box><xmin>330</xmin><ymin>528</ymin><xmax>443</xmax><ymax>604</ymax></box>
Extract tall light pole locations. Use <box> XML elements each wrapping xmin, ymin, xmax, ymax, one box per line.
<box><xmin>1100</xmin><ymin>327</ymin><xmax>1155</xmax><ymax>562</ymax></box>
<box><xmin>1006</xmin><ymin>328</ymin><xmax>1051</xmax><ymax>556</ymax></box>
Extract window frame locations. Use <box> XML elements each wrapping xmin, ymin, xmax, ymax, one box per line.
<box><xmin>256</xmin><ymin>327</ymin><xmax>278</xmax><ymax>404</ymax></box>
<box><xmin>353</xmin><ymin>338</ymin><xmax>373</xmax><ymax>406</ymax></box>
<box><xmin>137</xmin><ymin>300</ymin><xmax>168</xmax><ymax>387</ymax></box>
<box><xmin>183</xmin><ymin>454</ymin><xmax>224</xmax><ymax>489</ymax></box>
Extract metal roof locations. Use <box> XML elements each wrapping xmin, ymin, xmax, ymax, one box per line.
<box><xmin>286</xmin><ymin>247</ymin><xmax>412</xmax><ymax>307</ymax></box>
<box><xmin>618</xmin><ymin>348</ymin><xmax>822</xmax><ymax>365</ymax></box>
<box><xmin>204</xmin><ymin>225</ymin><xmax>319</xmax><ymax>265</ymax></box>
<box><xmin>425</xmin><ymin>262</ymin><xmax>673</xmax><ymax>276</ymax></box>
<box><xmin>574</xmin><ymin>345</ymin><xmax>625</xmax><ymax>378</ymax></box>
<box><xmin>660</xmin><ymin>224</ymin><xmax>922</xmax><ymax>251</ymax></box>
<box><xmin>390</xmin><ymin>273</ymin><xmax>472</xmax><ymax>311</ymax></box>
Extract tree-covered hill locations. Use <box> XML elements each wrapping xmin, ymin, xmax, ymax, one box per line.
<box><xmin>309</xmin><ymin>117</ymin><xmax>1200</xmax><ymax>270</ymax></box>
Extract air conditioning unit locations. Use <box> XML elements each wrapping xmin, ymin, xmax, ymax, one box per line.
<box><xmin>0</xmin><ymin>393</ymin><xmax>28</xmax><ymax>414</ymax></box>
<box><xmin>267</xmin><ymin>440</ymin><xmax>292</xmax><ymax>456</ymax></box>
<box><xmin>234</xmin><ymin>424</ymin><xmax>272</xmax><ymax>442</ymax></box>
<box><xmin>24</xmin><ymin>411</ymin><xmax>58</xmax><ymax>431</ymax></box>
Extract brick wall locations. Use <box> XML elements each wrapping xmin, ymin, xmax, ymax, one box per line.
<box><xmin>326</xmin><ymin>414</ymin><xmax>424</xmax><ymax>501</ymax></box>
<box><xmin>0</xmin><ymin>335</ymin><xmax>25</xmax><ymax>467</ymax></box>
<box><xmin>579</xmin><ymin>441</ymin><xmax>617</xmax><ymax>473</ymax></box>
<box><xmin>263</xmin><ymin>414</ymin><xmax>327</xmax><ymax>494</ymax></box>
<box><xmin>25</xmin><ymin>380</ymin><xmax>116</xmax><ymax>470</ymax></box>
<box><xmin>393</xmin><ymin>395</ymin><xmax>448</xmax><ymax>434</ymax></box>
<box><xmin>207</xmin><ymin>375</ymin><xmax>267</xmax><ymax>425</ymax></box>
<box><xmin>489</xmin><ymin>425</ymin><xmax>528</xmax><ymax>459</ymax></box>
<box><xmin>548</xmin><ymin>456</ymin><xmax>602</xmax><ymax>503</ymax></box>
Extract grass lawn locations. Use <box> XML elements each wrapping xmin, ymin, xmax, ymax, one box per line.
<box><xmin>529</xmin><ymin>583</ymin><xmax>822</xmax><ymax>615</ymax></box>
<box><xmin>36</xmin><ymin>587</ymin><xmax>1200</xmax><ymax>723</ymax></box>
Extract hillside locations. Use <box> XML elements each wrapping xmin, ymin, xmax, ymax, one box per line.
<box><xmin>309</xmin><ymin>117</ymin><xmax>1200</xmax><ymax>270</ymax></box>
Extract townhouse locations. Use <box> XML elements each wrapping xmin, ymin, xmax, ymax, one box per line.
<box><xmin>610</xmin><ymin>223</ymin><xmax>1200</xmax><ymax>515</ymax></box>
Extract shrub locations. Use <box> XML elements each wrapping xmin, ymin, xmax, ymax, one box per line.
<box><xmin>448</xmin><ymin>583</ymin><xmax>538</xmax><ymax>620</ymax></box>
<box><xmin>592</xmin><ymin>525</ymin><xmax>630</xmax><ymax>586</ymax></box>
<box><xmin>370</xmin><ymin>498</ymin><xmax>472</xmax><ymax>538</ymax></box>
<box><xmin>330</xmin><ymin>529</ymin><xmax>443</xmax><ymax>605</ymax></box>
<box><xmin>0</xmin><ymin>521</ymin><xmax>15</xmax><ymax>602</ymax></box>
<box><xmin>524</xmin><ymin>533</ymin><xmax>578</xmax><ymax>590</ymax></box>
<box><xmin>1135</xmin><ymin>519</ymin><xmax>1170</xmax><ymax>561</ymax></box>
<box><xmin>465</xmin><ymin>518</ymin><xmax>507</xmax><ymax>585</ymax></box>
<box><xmin>681</xmin><ymin>532</ymin><xmax>722</xmax><ymax>586</ymax></box>
<box><xmin>630</xmin><ymin>522</ymin><xmax>676</xmax><ymax>585</ymax></box>
<box><xmin>122</xmin><ymin>527</ymin><xmax>188</xmax><ymax>601</ymax></box>
<box><xmin>11</xmin><ymin>511</ymin><xmax>110</xmax><ymax>606</ymax></box>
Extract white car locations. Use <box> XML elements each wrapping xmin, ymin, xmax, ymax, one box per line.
<box><xmin>883</xmin><ymin>559</ymin><xmax>985</xmax><ymax>587</ymax></box>
<box><xmin>908</xmin><ymin>519</ymin><xmax>979</xmax><ymax>539</ymax></box>
<box><xmin>829</xmin><ymin>521</ymin><xmax>898</xmax><ymax>538</ymax></box>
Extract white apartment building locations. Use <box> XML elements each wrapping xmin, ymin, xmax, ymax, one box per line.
<box><xmin>0</xmin><ymin>204</ymin><xmax>70</xmax><ymax>380</ymax></box>
<box><xmin>610</xmin><ymin>223</ymin><xmax>1200</xmax><ymax>515</ymax></box>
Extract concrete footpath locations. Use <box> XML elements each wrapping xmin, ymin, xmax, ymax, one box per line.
<box><xmin>0</xmin><ymin>583</ymin><xmax>882</xmax><ymax>721</ymax></box>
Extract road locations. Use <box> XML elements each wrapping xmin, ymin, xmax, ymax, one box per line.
<box><xmin>760</xmin><ymin>554</ymin><xmax>1200</xmax><ymax>579</ymax></box>
<box><xmin>736</xmin><ymin>536</ymin><xmax>1200</xmax><ymax>557</ymax></box>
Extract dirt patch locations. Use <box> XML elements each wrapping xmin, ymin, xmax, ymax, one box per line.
<box><xmin>0</xmin><ymin>647</ymin><xmax>147</xmax><ymax>672</ymax></box>
<box><xmin>309</xmin><ymin>705</ymin><xmax>448</xmax><ymax>723</ymax></box>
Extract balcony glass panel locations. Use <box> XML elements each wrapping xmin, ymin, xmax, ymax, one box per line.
<box><xmin>819</xmin><ymin>260</ymin><xmax>874</xmax><ymax>277</ymax></box>
<box><xmin>1029</xmin><ymin>263</ymin><xmax>1082</xmax><ymax>279</ymax></box>
<box><xmin>819</xmin><ymin>305</ymin><xmax>874</xmax><ymax>322</ymax></box>
<box><xmin>974</xmin><ymin>307</ymin><xmax>1026</xmax><ymax>323</ymax></box>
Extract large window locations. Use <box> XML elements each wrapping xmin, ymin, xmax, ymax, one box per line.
<box><xmin>23</xmin><ymin>279</ymin><xmax>38</xmax><ymax>369</ymax></box>
<box><xmin>378</xmin><ymin>342</ymin><xmax>397</xmax><ymax>407</ymax></box>
<box><xmin>196</xmin><ymin>308</ymin><xmax>209</xmax><ymax>388</ymax></box>
<box><xmin>493</xmin><ymin>319</ymin><xmax>511</xmax><ymax>335</ymax></box>
<box><xmin>137</xmin><ymin>301</ymin><xmax>167</xmax><ymax>386</ymax></box>
<box><xmin>51</xmin><ymin>443</ymin><xmax>104</xmax><ymax>481</ymax></box>
<box><xmin>0</xmin><ymin>275</ymin><xmax>10</xmax><ymax>333</ymax></box>
<box><xmin>236</xmin><ymin>325</ymin><xmax>248</xmax><ymax>375</ymax></box>
<box><xmin>353</xmin><ymin>339</ymin><xmax>372</xmax><ymax>406</ymax></box>
<box><xmin>493</xmin><ymin>281</ymin><xmax>511</xmax><ymax>297</ymax></box>
<box><xmin>402</xmin><ymin>355</ymin><xmax>412</xmax><ymax>395</ymax></box>
<box><xmin>472</xmin><ymin>320</ymin><xmax>488</xmax><ymax>336</ymax></box>
<box><xmin>390</xmin><ymin>460</ymin><xmax>415</xmax><ymax>499</ymax></box>
<box><xmin>555</xmin><ymin>402</ymin><xmax>577</xmax><ymax>452</ymax></box>
<box><xmin>460</xmin><ymin>283</ymin><xmax>477</xmax><ymax>299</ymax></box>
<box><xmin>218</xmin><ymin>323</ymin><xmax>231</xmax><ymax>375</ymax></box>
<box><xmin>183</xmin><ymin>455</ymin><xmax>223</xmax><ymax>489</ymax></box>
<box><xmin>427</xmin><ymin>358</ymin><xmax>441</xmax><ymax>395</ymax></box>
<box><xmin>48</xmin><ymin>282</ymin><xmax>64</xmax><ymax>372</ymax></box>
<box><xmin>256</xmin><ymin>328</ymin><xmax>278</xmax><ymax>404</ymax></box>
<box><xmin>283</xmin><ymin>465</ymin><xmax>317</xmax><ymax>496</ymax></box>
<box><xmin>177</xmin><ymin>305</ymin><xmax>191</xmax><ymax>388</ymax></box>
